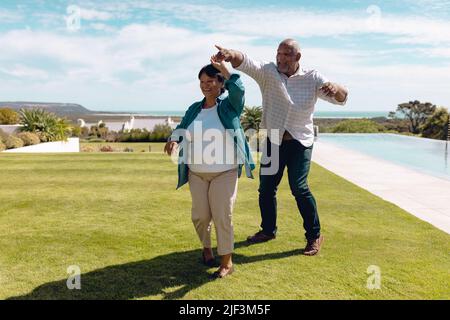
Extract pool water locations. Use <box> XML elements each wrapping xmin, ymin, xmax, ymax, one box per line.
<box><xmin>318</xmin><ymin>134</ymin><xmax>450</xmax><ymax>181</ymax></box>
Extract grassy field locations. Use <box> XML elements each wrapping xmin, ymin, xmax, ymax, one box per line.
<box><xmin>0</xmin><ymin>145</ymin><xmax>449</xmax><ymax>300</ymax></box>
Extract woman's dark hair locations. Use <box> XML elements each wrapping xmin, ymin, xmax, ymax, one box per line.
<box><xmin>198</xmin><ymin>64</ymin><xmax>226</xmax><ymax>94</ymax></box>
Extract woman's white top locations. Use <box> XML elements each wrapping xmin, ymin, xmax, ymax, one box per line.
<box><xmin>186</xmin><ymin>104</ymin><xmax>239</xmax><ymax>173</ymax></box>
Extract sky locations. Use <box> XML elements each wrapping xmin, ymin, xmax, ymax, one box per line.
<box><xmin>0</xmin><ymin>0</ymin><xmax>450</xmax><ymax>112</ymax></box>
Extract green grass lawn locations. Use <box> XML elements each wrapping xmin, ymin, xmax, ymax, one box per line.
<box><xmin>0</xmin><ymin>145</ymin><xmax>449</xmax><ymax>300</ymax></box>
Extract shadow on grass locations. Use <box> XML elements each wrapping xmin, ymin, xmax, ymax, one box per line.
<box><xmin>7</xmin><ymin>241</ymin><xmax>304</xmax><ymax>300</ymax></box>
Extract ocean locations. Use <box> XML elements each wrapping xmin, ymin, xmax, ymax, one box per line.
<box><xmin>114</xmin><ymin>110</ymin><xmax>390</xmax><ymax>119</ymax></box>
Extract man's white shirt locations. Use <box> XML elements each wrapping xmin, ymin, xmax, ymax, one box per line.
<box><xmin>236</xmin><ymin>54</ymin><xmax>347</xmax><ymax>147</ymax></box>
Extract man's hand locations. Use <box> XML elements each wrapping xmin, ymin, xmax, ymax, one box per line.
<box><xmin>214</xmin><ymin>45</ymin><xmax>244</xmax><ymax>68</ymax></box>
<box><xmin>164</xmin><ymin>141</ymin><xmax>178</xmax><ymax>156</ymax></box>
<box><xmin>214</xmin><ymin>45</ymin><xmax>234</xmax><ymax>62</ymax></box>
<box><xmin>320</xmin><ymin>82</ymin><xmax>348</xmax><ymax>102</ymax></box>
<box><xmin>319</xmin><ymin>82</ymin><xmax>338</xmax><ymax>97</ymax></box>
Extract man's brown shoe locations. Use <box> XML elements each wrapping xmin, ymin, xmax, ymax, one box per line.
<box><xmin>202</xmin><ymin>251</ymin><xmax>217</xmax><ymax>267</ymax></box>
<box><xmin>247</xmin><ymin>230</ymin><xmax>276</xmax><ymax>244</ymax></box>
<box><xmin>304</xmin><ymin>235</ymin><xmax>324</xmax><ymax>256</ymax></box>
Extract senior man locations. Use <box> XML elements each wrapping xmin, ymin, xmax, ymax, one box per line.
<box><xmin>214</xmin><ymin>39</ymin><xmax>348</xmax><ymax>256</ymax></box>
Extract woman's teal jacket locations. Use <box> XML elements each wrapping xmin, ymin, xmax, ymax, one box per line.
<box><xmin>169</xmin><ymin>73</ymin><xmax>255</xmax><ymax>189</ymax></box>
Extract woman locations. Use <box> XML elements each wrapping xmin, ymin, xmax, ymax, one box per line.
<box><xmin>164</xmin><ymin>56</ymin><xmax>254</xmax><ymax>278</ymax></box>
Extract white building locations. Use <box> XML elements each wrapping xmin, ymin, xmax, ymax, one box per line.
<box><xmin>82</xmin><ymin>116</ymin><xmax>179</xmax><ymax>132</ymax></box>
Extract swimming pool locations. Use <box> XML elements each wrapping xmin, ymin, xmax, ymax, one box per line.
<box><xmin>318</xmin><ymin>133</ymin><xmax>450</xmax><ymax>181</ymax></box>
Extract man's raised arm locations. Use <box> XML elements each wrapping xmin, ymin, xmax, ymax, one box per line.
<box><xmin>214</xmin><ymin>45</ymin><xmax>244</xmax><ymax>68</ymax></box>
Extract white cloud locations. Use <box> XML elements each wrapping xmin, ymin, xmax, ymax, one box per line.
<box><xmin>89</xmin><ymin>23</ymin><xmax>117</xmax><ymax>32</ymax></box>
<box><xmin>0</xmin><ymin>8</ymin><xmax>24</xmax><ymax>23</ymax></box>
<box><xmin>0</xmin><ymin>64</ymin><xmax>49</xmax><ymax>80</ymax></box>
<box><xmin>126</xmin><ymin>2</ymin><xmax>450</xmax><ymax>45</ymax></box>
<box><xmin>80</xmin><ymin>8</ymin><xmax>113</xmax><ymax>21</ymax></box>
<box><xmin>422</xmin><ymin>47</ymin><xmax>450</xmax><ymax>58</ymax></box>
<box><xmin>0</xmin><ymin>24</ymin><xmax>253</xmax><ymax>108</ymax></box>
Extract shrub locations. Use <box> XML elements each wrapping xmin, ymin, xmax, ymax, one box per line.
<box><xmin>36</xmin><ymin>131</ymin><xmax>48</xmax><ymax>143</ymax></box>
<box><xmin>81</xmin><ymin>146</ymin><xmax>95</xmax><ymax>152</ymax></box>
<box><xmin>88</xmin><ymin>138</ymin><xmax>106</xmax><ymax>143</ymax></box>
<box><xmin>100</xmin><ymin>145</ymin><xmax>114</xmax><ymax>152</ymax></box>
<box><xmin>115</xmin><ymin>125</ymin><xmax>173</xmax><ymax>142</ymax></box>
<box><xmin>132</xmin><ymin>129</ymin><xmax>150</xmax><ymax>142</ymax></box>
<box><xmin>0</xmin><ymin>108</ymin><xmax>20</xmax><ymax>124</ymax></box>
<box><xmin>19</xmin><ymin>108</ymin><xmax>72</xmax><ymax>142</ymax></box>
<box><xmin>105</xmin><ymin>132</ymin><xmax>119</xmax><ymax>142</ymax></box>
<box><xmin>0</xmin><ymin>128</ymin><xmax>8</xmax><ymax>143</ymax></box>
<box><xmin>123</xmin><ymin>147</ymin><xmax>134</xmax><ymax>152</ymax></box>
<box><xmin>0</xmin><ymin>141</ymin><xmax>5</xmax><ymax>152</ymax></box>
<box><xmin>17</xmin><ymin>132</ymin><xmax>40</xmax><ymax>146</ymax></box>
<box><xmin>89</xmin><ymin>125</ymin><xmax>109</xmax><ymax>139</ymax></box>
<box><xmin>118</xmin><ymin>129</ymin><xmax>150</xmax><ymax>142</ymax></box>
<box><xmin>71</xmin><ymin>125</ymin><xmax>82</xmax><ymax>137</ymax></box>
<box><xmin>383</xmin><ymin>119</ymin><xmax>409</xmax><ymax>133</ymax></box>
<box><xmin>331</xmin><ymin>119</ymin><xmax>385</xmax><ymax>133</ymax></box>
<box><xmin>5</xmin><ymin>135</ymin><xmax>24</xmax><ymax>149</ymax></box>
<box><xmin>149</xmin><ymin>124</ymin><xmax>173</xmax><ymax>142</ymax></box>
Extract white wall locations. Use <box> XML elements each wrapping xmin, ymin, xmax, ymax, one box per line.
<box><xmin>2</xmin><ymin>138</ymin><xmax>80</xmax><ymax>153</ymax></box>
<box><xmin>0</xmin><ymin>125</ymin><xmax>23</xmax><ymax>135</ymax></box>
<box><xmin>84</xmin><ymin>118</ymin><xmax>179</xmax><ymax>132</ymax></box>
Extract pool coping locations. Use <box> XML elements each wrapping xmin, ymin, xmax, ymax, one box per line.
<box><xmin>312</xmin><ymin>139</ymin><xmax>450</xmax><ymax>235</ymax></box>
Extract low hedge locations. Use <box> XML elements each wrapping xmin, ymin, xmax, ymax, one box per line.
<box><xmin>5</xmin><ymin>136</ymin><xmax>24</xmax><ymax>149</ymax></box>
<box><xmin>0</xmin><ymin>128</ymin><xmax>8</xmax><ymax>143</ymax></box>
<box><xmin>17</xmin><ymin>132</ymin><xmax>40</xmax><ymax>146</ymax></box>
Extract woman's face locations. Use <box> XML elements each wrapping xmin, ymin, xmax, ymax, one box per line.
<box><xmin>199</xmin><ymin>73</ymin><xmax>223</xmax><ymax>100</ymax></box>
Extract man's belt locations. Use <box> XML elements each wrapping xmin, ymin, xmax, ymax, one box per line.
<box><xmin>282</xmin><ymin>131</ymin><xmax>294</xmax><ymax>141</ymax></box>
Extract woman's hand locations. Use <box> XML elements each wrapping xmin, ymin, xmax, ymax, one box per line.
<box><xmin>164</xmin><ymin>141</ymin><xmax>178</xmax><ymax>156</ymax></box>
<box><xmin>210</xmin><ymin>55</ymin><xmax>231</xmax><ymax>80</ymax></box>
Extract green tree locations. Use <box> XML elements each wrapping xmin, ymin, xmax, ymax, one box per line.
<box><xmin>420</xmin><ymin>107</ymin><xmax>449</xmax><ymax>140</ymax></box>
<box><xmin>0</xmin><ymin>108</ymin><xmax>20</xmax><ymax>125</ymax></box>
<box><xmin>240</xmin><ymin>106</ymin><xmax>262</xmax><ymax>131</ymax></box>
<box><xmin>394</xmin><ymin>100</ymin><xmax>436</xmax><ymax>134</ymax></box>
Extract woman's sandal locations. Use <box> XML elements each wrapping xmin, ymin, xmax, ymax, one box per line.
<box><xmin>211</xmin><ymin>266</ymin><xmax>234</xmax><ymax>279</ymax></box>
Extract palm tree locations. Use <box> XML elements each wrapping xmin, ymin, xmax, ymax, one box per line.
<box><xmin>241</xmin><ymin>106</ymin><xmax>262</xmax><ymax>131</ymax></box>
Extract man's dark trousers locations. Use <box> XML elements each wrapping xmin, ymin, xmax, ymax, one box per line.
<box><xmin>259</xmin><ymin>137</ymin><xmax>320</xmax><ymax>240</ymax></box>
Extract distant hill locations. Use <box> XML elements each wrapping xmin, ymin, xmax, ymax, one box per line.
<box><xmin>0</xmin><ymin>102</ymin><xmax>182</xmax><ymax>123</ymax></box>
<box><xmin>0</xmin><ymin>102</ymin><xmax>94</xmax><ymax>116</ymax></box>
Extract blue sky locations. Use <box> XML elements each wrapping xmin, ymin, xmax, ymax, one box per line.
<box><xmin>0</xmin><ymin>0</ymin><xmax>450</xmax><ymax>112</ymax></box>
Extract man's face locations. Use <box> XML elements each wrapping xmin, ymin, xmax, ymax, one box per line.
<box><xmin>276</xmin><ymin>44</ymin><xmax>300</xmax><ymax>76</ymax></box>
